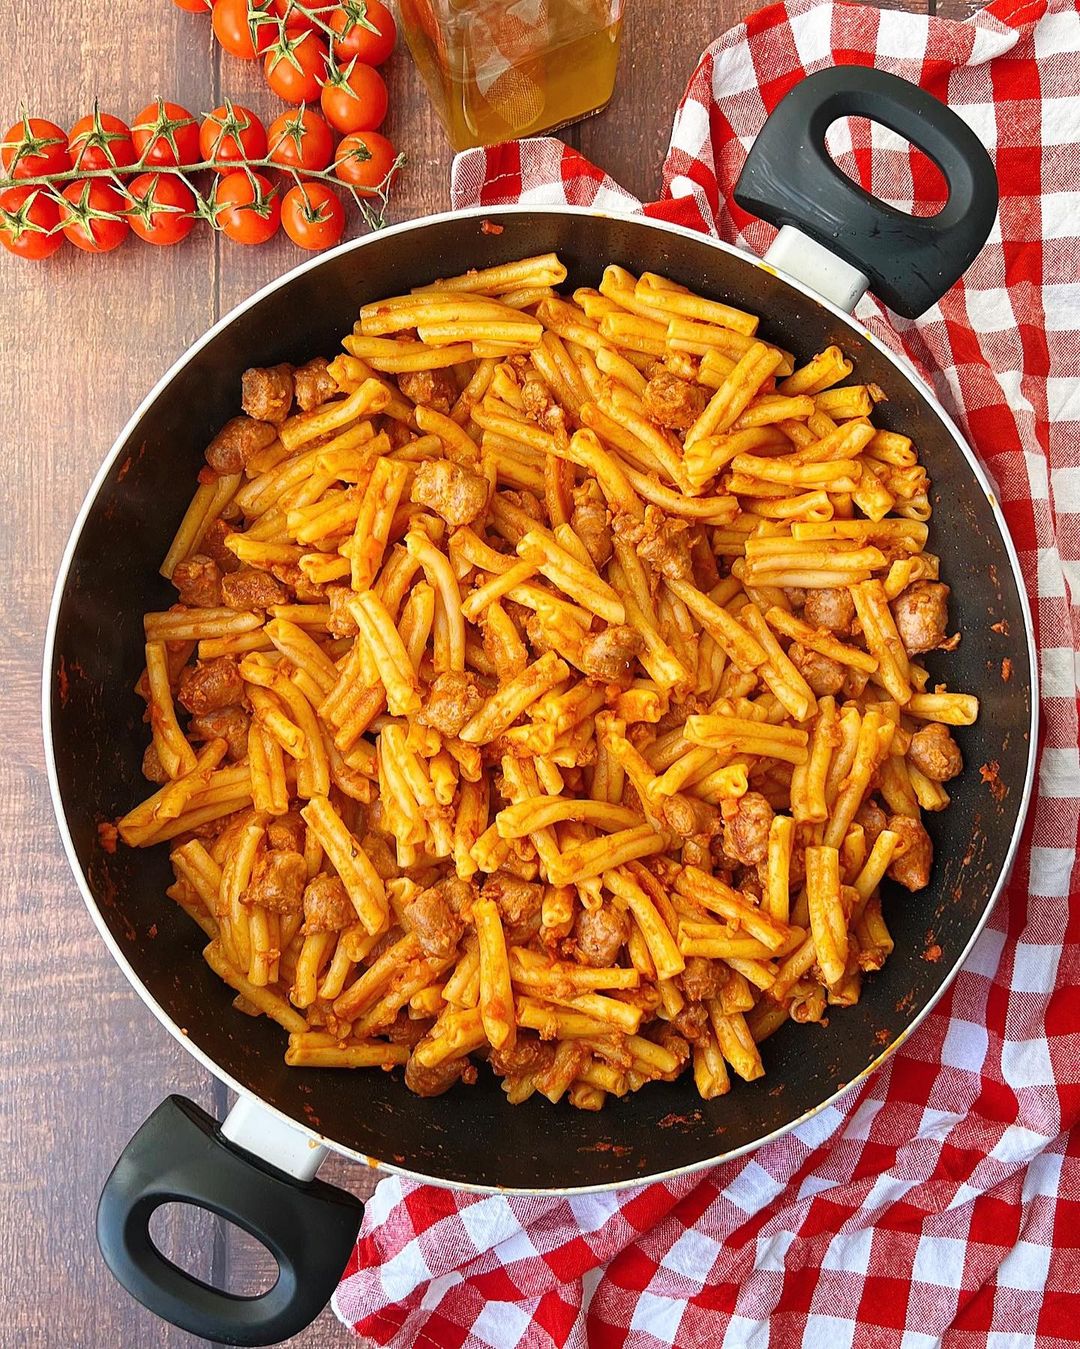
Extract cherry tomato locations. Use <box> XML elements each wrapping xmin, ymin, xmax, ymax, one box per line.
<box><xmin>126</xmin><ymin>173</ymin><xmax>197</xmax><ymax>246</ymax></box>
<box><xmin>212</xmin><ymin>0</ymin><xmax>276</xmax><ymax>59</ymax></box>
<box><xmin>330</xmin><ymin>2</ymin><xmax>396</xmax><ymax>66</ymax></box>
<box><xmin>0</xmin><ymin>186</ymin><xmax>64</xmax><ymax>260</ymax></box>
<box><xmin>215</xmin><ymin>170</ymin><xmax>280</xmax><ymax>245</ymax></box>
<box><xmin>132</xmin><ymin>101</ymin><xmax>201</xmax><ymax>167</ymax></box>
<box><xmin>68</xmin><ymin>112</ymin><xmax>136</xmax><ymax>171</ymax></box>
<box><xmin>265</xmin><ymin>31</ymin><xmax>329</xmax><ymax>104</ymax></box>
<box><xmin>333</xmin><ymin>130</ymin><xmax>397</xmax><ymax>189</ymax></box>
<box><xmin>200</xmin><ymin>104</ymin><xmax>268</xmax><ymax>171</ymax></box>
<box><xmin>172</xmin><ymin>0</ymin><xmax>210</xmax><ymax>10</ymax></box>
<box><xmin>321</xmin><ymin>61</ymin><xmax>387</xmax><ymax>133</ymax></box>
<box><xmin>59</xmin><ymin>180</ymin><xmax>129</xmax><ymax>253</ymax></box>
<box><xmin>281</xmin><ymin>181</ymin><xmax>345</xmax><ymax>251</ymax></box>
<box><xmin>267</xmin><ymin>107</ymin><xmax>335</xmax><ymax>172</ymax></box>
<box><xmin>1</xmin><ymin>117</ymin><xmax>71</xmax><ymax>180</ymax></box>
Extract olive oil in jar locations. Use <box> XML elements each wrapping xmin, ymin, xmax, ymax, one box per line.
<box><xmin>399</xmin><ymin>0</ymin><xmax>625</xmax><ymax>152</ymax></box>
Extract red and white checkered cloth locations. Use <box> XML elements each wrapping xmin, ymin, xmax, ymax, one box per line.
<box><xmin>335</xmin><ymin>0</ymin><xmax>1080</xmax><ymax>1343</ymax></box>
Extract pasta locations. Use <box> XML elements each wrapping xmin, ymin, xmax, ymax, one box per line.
<box><xmin>115</xmin><ymin>254</ymin><xmax>978</xmax><ymax>1109</ymax></box>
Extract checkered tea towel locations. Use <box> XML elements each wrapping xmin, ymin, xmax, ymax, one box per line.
<box><xmin>335</xmin><ymin>1</ymin><xmax>1080</xmax><ymax>1343</ymax></box>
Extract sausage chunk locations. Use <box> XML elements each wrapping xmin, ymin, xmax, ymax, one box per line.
<box><xmin>267</xmin><ymin>812</ymin><xmax>305</xmax><ymax>854</ymax></box>
<box><xmin>142</xmin><ymin>742</ymin><xmax>169</xmax><ymax>784</ymax></box>
<box><xmin>651</xmin><ymin>1023</ymin><xmax>692</xmax><ymax>1079</ymax></box>
<box><xmin>221</xmin><ymin>567</ymin><xmax>287</xmax><ymax>610</ymax></box>
<box><xmin>579</xmin><ymin>624</ymin><xmax>644</xmax><ymax>686</ymax></box>
<box><xmin>908</xmin><ymin>723</ymin><xmax>963</xmax><ymax>783</ymax></box>
<box><xmin>803</xmin><ymin>586</ymin><xmax>855</xmax><ymax>637</ymax></box>
<box><xmin>405</xmin><ymin>1052</ymin><xmax>476</xmax><ymax>1097</ymax></box>
<box><xmin>854</xmin><ymin>798</ymin><xmax>887</xmax><ymax>847</ymax></box>
<box><xmin>200</xmin><ymin>517</ymin><xmax>241</xmax><ymax>573</ymax></box>
<box><xmin>418</xmin><ymin>671</ymin><xmax>483</xmax><ymax>738</ymax></box>
<box><xmin>571</xmin><ymin>480</ymin><xmax>612</xmax><ymax>569</ymax></box>
<box><xmin>245</xmin><ymin>850</ymin><xmax>306</xmax><ymax>913</ymax></box>
<box><xmin>521</xmin><ymin>374</ymin><xmax>568</xmax><ymax>436</ymax></box>
<box><xmin>293</xmin><ymin>357</ymin><xmax>337</xmax><ymax>412</ymax></box>
<box><xmin>573</xmin><ymin>903</ymin><xmax>628</xmax><ymax>968</ymax></box>
<box><xmin>405</xmin><ymin>881</ymin><xmax>465</xmax><ymax>959</ymax></box>
<box><xmin>326</xmin><ymin>584</ymin><xmax>360</xmax><ymax>638</ymax></box>
<box><xmin>721</xmin><ymin>791</ymin><xmax>774</xmax><ymax>867</ymax></box>
<box><xmin>187</xmin><ymin>705</ymin><xmax>250</xmax><ymax>761</ymax></box>
<box><xmin>410</xmin><ymin>459</ymin><xmax>488</xmax><ymax>528</ymax></box>
<box><xmin>172</xmin><ymin>554</ymin><xmax>223</xmax><ymax>609</ymax></box>
<box><xmin>489</xmin><ymin>1033</ymin><xmax>556</xmax><ymax>1078</ymax></box>
<box><xmin>397</xmin><ymin>368</ymin><xmax>456</xmax><ymax>414</ymax></box>
<box><xmin>892</xmin><ymin>581</ymin><xmax>951</xmax><ymax>655</ymax></box>
<box><xmin>613</xmin><ymin>505</ymin><xmax>693</xmax><ymax>583</ymax></box>
<box><xmin>787</xmin><ymin>641</ymin><xmax>846</xmax><ymax>696</ymax></box>
<box><xmin>481</xmin><ymin>871</ymin><xmax>543</xmax><ymax>930</ymax></box>
<box><xmin>670</xmin><ymin>1002</ymin><xmax>709</xmax><ymax>1042</ymax></box>
<box><xmin>241</xmin><ymin>364</ymin><xmax>293</xmax><ymax>424</ymax></box>
<box><xmin>303</xmin><ymin>874</ymin><xmax>354</xmax><ymax>932</ymax></box>
<box><xmin>177</xmin><ymin>656</ymin><xmax>244</xmax><ymax>716</ymax></box>
<box><xmin>642</xmin><ymin>369</ymin><xmax>707</xmax><ymax>432</ymax></box>
<box><xmin>886</xmin><ymin>814</ymin><xmax>933</xmax><ymax>891</ymax></box>
<box><xmin>681</xmin><ymin>955</ymin><xmax>726</xmax><ymax>1002</ymax></box>
<box><xmin>205</xmin><ymin>416</ymin><xmax>277</xmax><ymax>475</ymax></box>
<box><xmin>270</xmin><ymin>562</ymin><xmax>326</xmax><ymax>604</ymax></box>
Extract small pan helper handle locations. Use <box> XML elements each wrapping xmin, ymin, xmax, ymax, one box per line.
<box><xmin>734</xmin><ymin>65</ymin><xmax>998</xmax><ymax>319</ymax></box>
<box><xmin>97</xmin><ymin>1096</ymin><xmax>364</xmax><ymax>1347</ymax></box>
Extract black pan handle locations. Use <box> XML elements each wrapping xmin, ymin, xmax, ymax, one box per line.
<box><xmin>733</xmin><ymin>65</ymin><xmax>998</xmax><ymax>318</ymax></box>
<box><xmin>97</xmin><ymin>1096</ymin><xmax>364</xmax><ymax>1346</ymax></box>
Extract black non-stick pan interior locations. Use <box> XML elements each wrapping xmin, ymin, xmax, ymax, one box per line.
<box><xmin>49</xmin><ymin>210</ymin><xmax>1033</xmax><ymax>1189</ymax></box>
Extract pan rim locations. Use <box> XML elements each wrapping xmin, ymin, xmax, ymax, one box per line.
<box><xmin>42</xmin><ymin>203</ymin><xmax>1040</xmax><ymax>1195</ymax></box>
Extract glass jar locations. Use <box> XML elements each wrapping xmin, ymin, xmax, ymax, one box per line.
<box><xmin>399</xmin><ymin>0</ymin><xmax>626</xmax><ymax>152</ymax></box>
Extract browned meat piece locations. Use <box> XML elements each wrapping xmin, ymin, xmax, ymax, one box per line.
<box><xmin>405</xmin><ymin>882</ymin><xmax>465</xmax><ymax>959</ymax></box>
<box><xmin>384</xmin><ymin>419</ymin><xmax>415</xmax><ymax>451</ymax></box>
<box><xmin>221</xmin><ymin>567</ymin><xmax>287</xmax><ymax>611</ymax></box>
<box><xmin>579</xmin><ymin>624</ymin><xmax>644</xmax><ymax>686</ymax></box>
<box><xmin>410</xmin><ymin>459</ymin><xmax>488</xmax><ymax>528</ymax></box>
<box><xmin>245</xmin><ymin>849</ymin><xmax>306</xmax><ymax>913</ymax></box>
<box><xmin>573</xmin><ymin>903</ymin><xmax>628</xmax><ymax>968</ymax></box>
<box><xmin>784</xmin><ymin>587</ymin><xmax>807</xmax><ymax>610</ymax></box>
<box><xmin>803</xmin><ymin>586</ymin><xmax>855</xmax><ymax>636</ymax></box>
<box><xmin>386</xmin><ymin>1013</ymin><xmax>431</xmax><ymax>1048</ymax></box>
<box><xmin>612</xmin><ymin>505</ymin><xmax>693</xmax><ymax>582</ymax></box>
<box><xmin>177</xmin><ymin>656</ymin><xmax>244</xmax><ymax>716</ymax></box>
<box><xmin>303</xmin><ymin>874</ymin><xmax>353</xmax><ymax>931</ymax></box>
<box><xmin>651</xmin><ymin>1023</ymin><xmax>692</xmax><ymax>1079</ymax></box>
<box><xmin>397</xmin><ymin>368</ymin><xmax>456</xmax><ymax>414</ymax></box>
<box><xmin>267</xmin><ymin>812</ymin><xmax>305</xmax><ymax>853</ymax></box>
<box><xmin>721</xmin><ymin>791</ymin><xmax>774</xmax><ymax>867</ymax></box>
<box><xmin>205</xmin><ymin>416</ymin><xmax>277</xmax><ymax>475</ymax></box>
<box><xmin>293</xmin><ymin>357</ymin><xmax>337</xmax><ymax>412</ymax></box>
<box><xmin>481</xmin><ymin>871</ymin><xmax>543</xmax><ymax>929</ymax></box>
<box><xmin>843</xmin><ymin>666</ymin><xmax>871</xmax><ymax>699</ymax></box>
<box><xmin>661</xmin><ymin>795</ymin><xmax>717</xmax><ymax>839</ymax></box>
<box><xmin>521</xmin><ymin>374</ymin><xmax>568</xmax><ymax>436</ymax></box>
<box><xmin>172</xmin><ymin>554</ymin><xmax>223</xmax><ymax>609</ymax></box>
<box><xmin>886</xmin><ymin>814</ymin><xmax>933</xmax><ymax>890</ymax></box>
<box><xmin>188</xmin><ymin>705</ymin><xmax>250</xmax><ymax>761</ymax></box>
<box><xmin>418</xmin><ymin>671</ymin><xmax>483</xmax><ymax>738</ymax></box>
<box><xmin>787</xmin><ymin>641</ymin><xmax>846</xmax><ymax>696</ymax></box>
<box><xmin>242</xmin><ymin>364</ymin><xmax>294</xmax><ymax>424</ymax></box>
<box><xmin>326</xmin><ymin>585</ymin><xmax>359</xmax><ymax>638</ymax></box>
<box><xmin>670</xmin><ymin>1002</ymin><xmax>709</xmax><ymax>1042</ymax></box>
<box><xmin>200</xmin><ymin>517</ymin><xmax>241</xmax><ymax>573</ymax></box>
<box><xmin>909</xmin><ymin>723</ymin><xmax>963</xmax><ymax>782</ymax></box>
<box><xmin>405</xmin><ymin>1051</ymin><xmax>475</xmax><ymax>1097</ymax></box>
<box><xmin>489</xmin><ymin>1033</ymin><xmax>556</xmax><ymax>1078</ymax></box>
<box><xmin>361</xmin><ymin>832</ymin><xmax>398</xmax><ymax>881</ymax></box>
<box><xmin>892</xmin><ymin>581</ymin><xmax>951</xmax><ymax>655</ymax></box>
<box><xmin>642</xmin><ymin>369</ymin><xmax>707</xmax><ymax>431</ymax></box>
<box><xmin>271</xmin><ymin>562</ymin><xmax>326</xmax><ymax>603</ymax></box>
<box><xmin>854</xmin><ymin>799</ymin><xmax>888</xmax><ymax>847</ymax></box>
<box><xmin>501</xmin><ymin>488</ymin><xmax>546</xmax><ymax>524</ymax></box>
<box><xmin>142</xmin><ymin>742</ymin><xmax>169</xmax><ymax>784</ymax></box>
<box><xmin>681</xmin><ymin>955</ymin><xmax>727</xmax><ymax>1002</ymax></box>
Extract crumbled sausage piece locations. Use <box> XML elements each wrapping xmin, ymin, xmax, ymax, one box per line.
<box><xmin>572</xmin><ymin>903</ymin><xmax>628</xmax><ymax>968</ymax></box>
<box><xmin>361</xmin><ymin>832</ymin><xmax>398</xmax><ymax>881</ymax></box>
<box><xmin>241</xmin><ymin>364</ymin><xmax>293</xmax><ymax>424</ymax></box>
<box><xmin>418</xmin><ymin>671</ymin><xmax>483</xmax><ymax>738</ymax></box>
<box><xmin>205</xmin><ymin>417</ymin><xmax>277</xmax><ymax>475</ymax></box>
<box><xmin>571</xmin><ymin>480</ymin><xmax>612</xmax><ymax>569</ymax></box>
<box><xmin>681</xmin><ymin>955</ymin><xmax>726</xmax><ymax>1002</ymax></box>
<box><xmin>803</xmin><ymin>587</ymin><xmax>855</xmax><ymax>636</ymax></box>
<box><xmin>292</xmin><ymin>357</ymin><xmax>337</xmax><ymax>412</ymax></box>
<box><xmin>245</xmin><ymin>850</ymin><xmax>306</xmax><ymax>913</ymax></box>
<box><xmin>892</xmin><ymin>581</ymin><xmax>951</xmax><ymax>655</ymax></box>
<box><xmin>172</xmin><ymin>554</ymin><xmax>223</xmax><ymax>609</ymax></box>
<box><xmin>188</xmin><ymin>705</ymin><xmax>250</xmax><ymax>761</ymax></box>
<box><xmin>908</xmin><ymin>723</ymin><xmax>963</xmax><ymax>783</ymax></box>
<box><xmin>721</xmin><ymin>791</ymin><xmax>774</xmax><ymax>867</ymax></box>
<box><xmin>854</xmin><ymin>799</ymin><xmax>887</xmax><ymax>847</ymax></box>
<box><xmin>579</xmin><ymin>624</ymin><xmax>644</xmax><ymax>686</ymax></box>
<box><xmin>661</xmin><ymin>795</ymin><xmax>717</xmax><ymax>839</ymax></box>
<box><xmin>787</xmin><ymin>641</ymin><xmax>846</xmax><ymax>696</ymax></box>
<box><xmin>397</xmin><ymin>368</ymin><xmax>456</xmax><ymax>414</ymax></box>
<box><xmin>410</xmin><ymin>459</ymin><xmax>488</xmax><ymax>528</ymax></box>
<box><xmin>670</xmin><ymin>1002</ymin><xmax>709</xmax><ymax>1042</ymax></box>
<box><xmin>613</xmin><ymin>505</ymin><xmax>693</xmax><ymax>582</ymax></box>
<box><xmin>784</xmin><ymin>587</ymin><xmax>807</xmax><ymax>611</ymax></box>
<box><xmin>642</xmin><ymin>369</ymin><xmax>707</xmax><ymax>431</ymax></box>
<box><xmin>267</xmin><ymin>812</ymin><xmax>305</xmax><ymax>853</ymax></box>
<box><xmin>405</xmin><ymin>882</ymin><xmax>465</xmax><ymax>959</ymax></box>
<box><xmin>386</xmin><ymin>1012</ymin><xmax>431</xmax><ymax>1048</ymax></box>
<box><xmin>489</xmin><ymin>1033</ymin><xmax>556</xmax><ymax>1078</ymax></box>
<box><xmin>405</xmin><ymin>1051</ymin><xmax>476</xmax><ymax>1097</ymax></box>
<box><xmin>481</xmin><ymin>871</ymin><xmax>543</xmax><ymax>929</ymax></box>
<box><xmin>651</xmin><ymin>1023</ymin><xmax>692</xmax><ymax>1079</ymax></box>
<box><xmin>303</xmin><ymin>874</ymin><xmax>353</xmax><ymax>932</ymax></box>
<box><xmin>886</xmin><ymin>814</ymin><xmax>933</xmax><ymax>891</ymax></box>
<box><xmin>271</xmin><ymin>562</ymin><xmax>326</xmax><ymax>604</ymax></box>
<box><xmin>142</xmin><ymin>742</ymin><xmax>169</xmax><ymax>784</ymax></box>
<box><xmin>221</xmin><ymin>567</ymin><xmax>287</xmax><ymax>611</ymax></box>
<box><xmin>177</xmin><ymin>656</ymin><xmax>244</xmax><ymax>716</ymax></box>
<box><xmin>521</xmin><ymin>374</ymin><xmax>568</xmax><ymax>436</ymax></box>
<box><xmin>200</xmin><ymin>517</ymin><xmax>241</xmax><ymax>573</ymax></box>
<box><xmin>327</xmin><ymin>584</ymin><xmax>359</xmax><ymax>637</ymax></box>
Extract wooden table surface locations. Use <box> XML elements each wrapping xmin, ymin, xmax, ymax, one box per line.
<box><xmin>0</xmin><ymin>0</ymin><xmax>976</xmax><ymax>1343</ymax></box>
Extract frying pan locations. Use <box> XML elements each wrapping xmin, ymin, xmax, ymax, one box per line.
<box><xmin>44</xmin><ymin>67</ymin><xmax>1037</xmax><ymax>1346</ymax></box>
